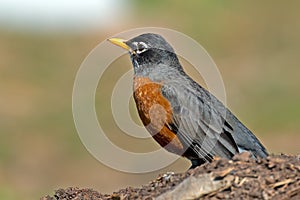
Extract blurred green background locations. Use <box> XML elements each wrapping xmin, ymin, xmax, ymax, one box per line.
<box><xmin>1</xmin><ymin>1</ymin><xmax>299</xmax><ymax>199</ymax></box>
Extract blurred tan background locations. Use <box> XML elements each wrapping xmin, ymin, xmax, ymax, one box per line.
<box><xmin>0</xmin><ymin>1</ymin><xmax>299</xmax><ymax>199</ymax></box>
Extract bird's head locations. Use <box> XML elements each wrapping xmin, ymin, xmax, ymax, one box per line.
<box><xmin>108</xmin><ymin>33</ymin><xmax>182</xmax><ymax>76</ymax></box>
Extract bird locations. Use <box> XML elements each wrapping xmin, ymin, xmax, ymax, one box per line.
<box><xmin>108</xmin><ymin>33</ymin><xmax>268</xmax><ymax>168</ymax></box>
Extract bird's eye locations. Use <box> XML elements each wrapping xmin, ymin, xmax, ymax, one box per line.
<box><xmin>136</xmin><ymin>42</ymin><xmax>148</xmax><ymax>54</ymax></box>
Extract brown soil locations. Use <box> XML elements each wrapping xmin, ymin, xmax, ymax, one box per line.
<box><xmin>42</xmin><ymin>153</ymin><xmax>300</xmax><ymax>200</ymax></box>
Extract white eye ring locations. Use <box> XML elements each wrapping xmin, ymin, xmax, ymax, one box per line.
<box><xmin>136</xmin><ymin>41</ymin><xmax>148</xmax><ymax>54</ymax></box>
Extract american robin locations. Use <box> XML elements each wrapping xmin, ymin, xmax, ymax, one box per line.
<box><xmin>108</xmin><ymin>33</ymin><xmax>268</xmax><ymax>168</ymax></box>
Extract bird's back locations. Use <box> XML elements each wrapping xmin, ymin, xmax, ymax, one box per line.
<box><xmin>163</xmin><ymin>73</ymin><xmax>269</xmax><ymax>159</ymax></box>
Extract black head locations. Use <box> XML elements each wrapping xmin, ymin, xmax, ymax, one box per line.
<box><xmin>125</xmin><ymin>33</ymin><xmax>175</xmax><ymax>55</ymax></box>
<box><xmin>108</xmin><ymin>33</ymin><xmax>182</xmax><ymax>76</ymax></box>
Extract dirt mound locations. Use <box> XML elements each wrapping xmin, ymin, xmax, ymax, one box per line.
<box><xmin>42</xmin><ymin>153</ymin><xmax>300</xmax><ymax>200</ymax></box>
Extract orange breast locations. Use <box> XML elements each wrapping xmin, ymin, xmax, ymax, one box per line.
<box><xmin>133</xmin><ymin>76</ymin><xmax>184</xmax><ymax>155</ymax></box>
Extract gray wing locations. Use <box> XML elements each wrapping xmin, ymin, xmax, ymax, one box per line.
<box><xmin>226</xmin><ymin>112</ymin><xmax>269</xmax><ymax>158</ymax></box>
<box><xmin>161</xmin><ymin>83</ymin><xmax>239</xmax><ymax>162</ymax></box>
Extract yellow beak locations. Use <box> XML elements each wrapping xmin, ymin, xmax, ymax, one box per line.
<box><xmin>108</xmin><ymin>38</ymin><xmax>131</xmax><ymax>51</ymax></box>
